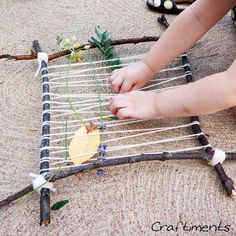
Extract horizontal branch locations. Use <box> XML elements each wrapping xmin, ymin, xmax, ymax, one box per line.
<box><xmin>0</xmin><ymin>36</ymin><xmax>159</xmax><ymax>62</ymax></box>
<box><xmin>0</xmin><ymin>152</ymin><xmax>235</xmax><ymax>208</ymax></box>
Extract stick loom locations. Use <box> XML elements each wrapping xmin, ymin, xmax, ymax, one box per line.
<box><xmin>0</xmin><ymin>16</ymin><xmax>235</xmax><ymax>227</ymax></box>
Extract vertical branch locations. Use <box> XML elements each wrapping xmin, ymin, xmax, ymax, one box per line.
<box><xmin>33</xmin><ymin>40</ymin><xmax>51</xmax><ymax>225</ymax></box>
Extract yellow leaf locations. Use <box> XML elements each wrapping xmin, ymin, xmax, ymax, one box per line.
<box><xmin>69</xmin><ymin>124</ymin><xmax>100</xmax><ymax>165</ymax></box>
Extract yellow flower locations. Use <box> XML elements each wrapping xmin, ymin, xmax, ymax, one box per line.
<box><xmin>71</xmin><ymin>36</ymin><xmax>76</xmax><ymax>43</ymax></box>
<box><xmin>71</xmin><ymin>51</ymin><xmax>83</xmax><ymax>62</ymax></box>
<box><xmin>64</xmin><ymin>38</ymin><xmax>70</xmax><ymax>45</ymax></box>
<box><xmin>75</xmin><ymin>43</ymin><xmax>80</xmax><ymax>48</ymax></box>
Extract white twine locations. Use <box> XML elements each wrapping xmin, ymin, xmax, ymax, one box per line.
<box><xmin>29</xmin><ymin>173</ymin><xmax>56</xmax><ymax>192</ymax></box>
<box><xmin>47</xmin><ymin>62</ymin><xmax>189</xmax><ymax>78</ymax></box>
<box><xmin>140</xmin><ymin>74</ymin><xmax>187</xmax><ymax>91</ymax></box>
<box><xmin>45</xmin><ymin>133</ymin><xmax>202</xmax><ymax>162</ymax></box>
<box><xmin>208</xmin><ymin>149</ymin><xmax>226</xmax><ymax>166</ymax></box>
<box><xmin>34</xmin><ymin>52</ymin><xmax>48</xmax><ymax>77</ymax></box>
<box><xmin>49</xmin><ymin>119</ymin><xmax>148</xmax><ymax>136</ymax></box>
<box><xmin>47</xmin><ymin>54</ymin><xmax>183</xmax><ymax>71</ymax></box>
<box><xmin>49</xmin><ymin>72</ymin><xmax>112</xmax><ymax>82</ymax></box>
<box><xmin>47</xmin><ymin>62</ymin><xmax>133</xmax><ymax>77</ymax></box>
<box><xmin>48</xmin><ymin>54</ymin><xmax>145</xmax><ymax>70</ymax></box>
<box><xmin>48</xmin><ymin>121</ymin><xmax>199</xmax><ymax>142</ymax></box>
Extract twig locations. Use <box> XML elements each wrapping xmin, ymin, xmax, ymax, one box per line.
<box><xmin>0</xmin><ymin>185</ymin><xmax>33</xmax><ymax>208</ymax></box>
<box><xmin>0</xmin><ymin>152</ymin><xmax>235</xmax><ymax>208</ymax></box>
<box><xmin>0</xmin><ymin>36</ymin><xmax>159</xmax><ymax>62</ymax></box>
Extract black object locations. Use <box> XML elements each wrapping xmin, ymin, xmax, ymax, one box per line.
<box><xmin>147</xmin><ymin>0</ymin><xmax>194</xmax><ymax>15</ymax></box>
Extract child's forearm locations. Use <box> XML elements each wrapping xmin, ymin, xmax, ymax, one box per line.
<box><xmin>154</xmin><ymin>69</ymin><xmax>236</xmax><ymax>117</ymax></box>
<box><xmin>144</xmin><ymin>0</ymin><xmax>235</xmax><ymax>74</ymax></box>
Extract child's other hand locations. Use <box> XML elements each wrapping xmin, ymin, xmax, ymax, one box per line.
<box><xmin>110</xmin><ymin>91</ymin><xmax>158</xmax><ymax>120</ymax></box>
<box><xmin>109</xmin><ymin>61</ymin><xmax>155</xmax><ymax>94</ymax></box>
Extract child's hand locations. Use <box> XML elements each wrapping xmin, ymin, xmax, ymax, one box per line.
<box><xmin>109</xmin><ymin>61</ymin><xmax>155</xmax><ymax>94</ymax></box>
<box><xmin>110</xmin><ymin>91</ymin><xmax>158</xmax><ymax>120</ymax></box>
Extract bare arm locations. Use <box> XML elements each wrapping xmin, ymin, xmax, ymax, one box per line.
<box><xmin>155</xmin><ymin>59</ymin><xmax>236</xmax><ymax>117</ymax></box>
<box><xmin>144</xmin><ymin>0</ymin><xmax>236</xmax><ymax>73</ymax></box>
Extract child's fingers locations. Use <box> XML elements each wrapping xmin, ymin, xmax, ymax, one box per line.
<box><xmin>109</xmin><ymin>74</ymin><xmax>117</xmax><ymax>84</ymax></box>
<box><xmin>117</xmin><ymin>108</ymin><xmax>133</xmax><ymax>120</ymax></box>
<box><xmin>110</xmin><ymin>75</ymin><xmax>124</xmax><ymax>94</ymax></box>
<box><xmin>110</xmin><ymin>99</ymin><xmax>128</xmax><ymax>115</ymax></box>
<box><xmin>109</xmin><ymin>69</ymin><xmax>121</xmax><ymax>82</ymax></box>
<box><xmin>120</xmin><ymin>81</ymin><xmax>133</xmax><ymax>93</ymax></box>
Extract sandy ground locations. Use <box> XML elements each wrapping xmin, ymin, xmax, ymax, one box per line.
<box><xmin>0</xmin><ymin>1</ymin><xmax>235</xmax><ymax>235</ymax></box>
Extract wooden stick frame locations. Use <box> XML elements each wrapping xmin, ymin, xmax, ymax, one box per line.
<box><xmin>0</xmin><ymin>16</ymin><xmax>235</xmax><ymax>226</ymax></box>
<box><xmin>35</xmin><ymin>32</ymin><xmax>236</xmax><ymax>224</ymax></box>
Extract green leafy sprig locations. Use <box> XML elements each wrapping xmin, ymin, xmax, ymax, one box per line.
<box><xmin>91</xmin><ymin>26</ymin><xmax>121</xmax><ymax>70</ymax></box>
